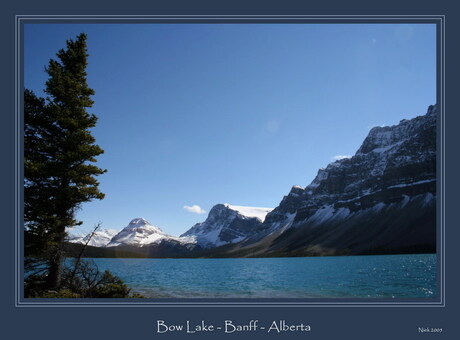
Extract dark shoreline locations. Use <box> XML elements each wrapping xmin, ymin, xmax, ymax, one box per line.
<box><xmin>61</xmin><ymin>242</ymin><xmax>436</xmax><ymax>260</ymax></box>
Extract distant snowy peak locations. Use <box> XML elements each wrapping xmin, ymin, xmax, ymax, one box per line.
<box><xmin>84</xmin><ymin>229</ymin><xmax>119</xmax><ymax>247</ymax></box>
<box><xmin>68</xmin><ymin>228</ymin><xmax>119</xmax><ymax>248</ymax></box>
<box><xmin>223</xmin><ymin>204</ymin><xmax>273</xmax><ymax>222</ymax></box>
<box><xmin>107</xmin><ymin>218</ymin><xmax>194</xmax><ymax>247</ymax></box>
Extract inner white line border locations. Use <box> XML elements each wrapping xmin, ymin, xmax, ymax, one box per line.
<box><xmin>15</xmin><ymin>14</ymin><xmax>445</xmax><ymax>308</ymax></box>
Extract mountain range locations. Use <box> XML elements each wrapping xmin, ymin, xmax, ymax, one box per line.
<box><xmin>67</xmin><ymin>105</ymin><xmax>437</xmax><ymax>258</ymax></box>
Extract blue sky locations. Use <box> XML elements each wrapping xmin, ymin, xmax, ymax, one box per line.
<box><xmin>24</xmin><ymin>23</ymin><xmax>436</xmax><ymax>236</ymax></box>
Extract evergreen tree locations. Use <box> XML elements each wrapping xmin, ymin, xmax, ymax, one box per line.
<box><xmin>24</xmin><ymin>33</ymin><xmax>106</xmax><ymax>289</ymax></box>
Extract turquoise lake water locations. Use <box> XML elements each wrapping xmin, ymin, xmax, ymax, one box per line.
<box><xmin>82</xmin><ymin>254</ymin><xmax>436</xmax><ymax>298</ymax></box>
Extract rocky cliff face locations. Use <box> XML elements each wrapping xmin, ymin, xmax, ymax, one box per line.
<box><xmin>232</xmin><ymin>105</ymin><xmax>437</xmax><ymax>256</ymax></box>
<box><xmin>180</xmin><ymin>204</ymin><xmax>272</xmax><ymax>248</ymax></box>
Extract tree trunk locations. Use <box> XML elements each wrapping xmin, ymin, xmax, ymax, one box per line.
<box><xmin>47</xmin><ymin>254</ymin><xmax>62</xmax><ymax>290</ymax></box>
<box><xmin>46</xmin><ymin>226</ymin><xmax>66</xmax><ymax>289</ymax></box>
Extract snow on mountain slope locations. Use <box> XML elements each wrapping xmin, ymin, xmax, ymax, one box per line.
<box><xmin>67</xmin><ymin>228</ymin><xmax>119</xmax><ymax>247</ymax></box>
<box><xmin>223</xmin><ymin>204</ymin><xmax>273</xmax><ymax>221</ymax></box>
<box><xmin>107</xmin><ymin>218</ymin><xmax>195</xmax><ymax>247</ymax></box>
<box><xmin>181</xmin><ymin>204</ymin><xmax>273</xmax><ymax>248</ymax></box>
<box><xmin>66</xmin><ymin>231</ymin><xmax>86</xmax><ymax>243</ymax></box>
<box><xmin>82</xmin><ymin>229</ymin><xmax>119</xmax><ymax>247</ymax></box>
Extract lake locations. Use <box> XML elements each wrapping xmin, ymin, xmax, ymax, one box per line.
<box><xmin>78</xmin><ymin>254</ymin><xmax>436</xmax><ymax>298</ymax></box>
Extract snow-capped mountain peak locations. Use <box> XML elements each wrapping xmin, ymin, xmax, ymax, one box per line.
<box><xmin>128</xmin><ymin>217</ymin><xmax>149</xmax><ymax>226</ymax></box>
<box><xmin>180</xmin><ymin>203</ymin><xmax>273</xmax><ymax>248</ymax></box>
<box><xmin>67</xmin><ymin>228</ymin><xmax>119</xmax><ymax>248</ymax></box>
<box><xmin>123</xmin><ymin>217</ymin><xmax>163</xmax><ymax>232</ymax></box>
<box><xmin>107</xmin><ymin>218</ymin><xmax>169</xmax><ymax>247</ymax></box>
<box><xmin>105</xmin><ymin>218</ymin><xmax>197</xmax><ymax>248</ymax></box>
